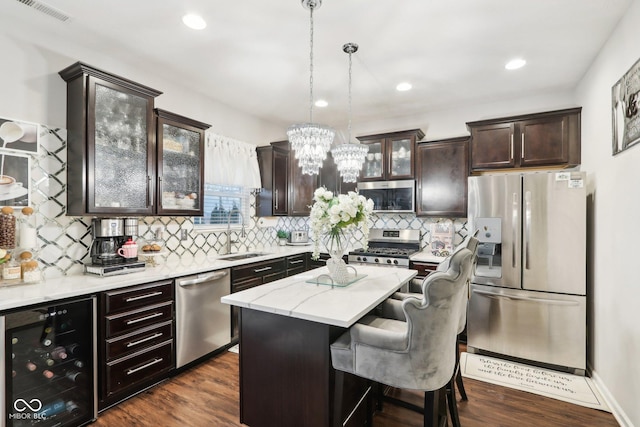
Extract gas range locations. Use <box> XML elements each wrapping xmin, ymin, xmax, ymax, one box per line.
<box><xmin>348</xmin><ymin>229</ymin><xmax>421</xmax><ymax>268</ymax></box>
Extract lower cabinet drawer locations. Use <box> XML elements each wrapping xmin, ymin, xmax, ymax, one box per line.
<box><xmin>105</xmin><ymin>301</ymin><xmax>173</xmax><ymax>337</ymax></box>
<box><xmin>105</xmin><ymin>340</ymin><xmax>174</xmax><ymax>397</ymax></box>
<box><xmin>105</xmin><ymin>321</ymin><xmax>173</xmax><ymax>361</ymax></box>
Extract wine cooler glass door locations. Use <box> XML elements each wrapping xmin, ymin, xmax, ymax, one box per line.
<box><xmin>4</xmin><ymin>297</ymin><xmax>96</xmax><ymax>427</ymax></box>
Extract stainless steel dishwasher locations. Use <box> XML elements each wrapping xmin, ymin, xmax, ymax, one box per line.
<box><xmin>175</xmin><ymin>269</ymin><xmax>231</xmax><ymax>368</ymax></box>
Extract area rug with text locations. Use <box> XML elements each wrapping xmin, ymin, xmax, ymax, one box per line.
<box><xmin>460</xmin><ymin>352</ymin><xmax>609</xmax><ymax>412</ymax></box>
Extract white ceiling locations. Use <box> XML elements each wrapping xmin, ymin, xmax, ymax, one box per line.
<box><xmin>5</xmin><ymin>0</ymin><xmax>633</xmax><ymax>133</ymax></box>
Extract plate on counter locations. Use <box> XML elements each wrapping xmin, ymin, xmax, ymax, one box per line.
<box><xmin>286</xmin><ymin>242</ymin><xmax>312</xmax><ymax>246</ymax></box>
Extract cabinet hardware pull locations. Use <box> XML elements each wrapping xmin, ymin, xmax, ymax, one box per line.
<box><xmin>253</xmin><ymin>266</ymin><xmax>272</xmax><ymax>273</ymax></box>
<box><xmin>126</xmin><ymin>332</ymin><xmax>163</xmax><ymax>348</ymax></box>
<box><xmin>289</xmin><ymin>260</ymin><xmax>304</xmax><ymax>264</ymax></box>
<box><xmin>125</xmin><ymin>291</ymin><xmax>163</xmax><ymax>302</ymax></box>
<box><xmin>524</xmin><ymin>190</ymin><xmax>531</xmax><ymax>270</ymax></box>
<box><xmin>126</xmin><ymin>358</ymin><xmax>164</xmax><ymax>375</ymax></box>
<box><xmin>274</xmin><ymin>189</ymin><xmax>278</xmax><ymax>210</ymax></box>
<box><xmin>512</xmin><ymin>192</ymin><xmax>518</xmax><ymax>269</ymax></box>
<box><xmin>147</xmin><ymin>175</ymin><xmax>153</xmax><ymax>207</ymax></box>
<box><xmin>178</xmin><ymin>271</ymin><xmax>229</xmax><ymax>287</ymax></box>
<box><xmin>126</xmin><ymin>312</ymin><xmax>163</xmax><ymax>325</ymax></box>
<box><xmin>521</xmin><ymin>134</ymin><xmax>525</xmax><ymax>159</ymax></box>
<box><xmin>510</xmin><ymin>134</ymin><xmax>514</xmax><ymax>160</ymax></box>
<box><xmin>473</xmin><ymin>289</ymin><xmax>579</xmax><ymax>306</ymax></box>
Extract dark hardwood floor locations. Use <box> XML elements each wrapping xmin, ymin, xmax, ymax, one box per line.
<box><xmin>94</xmin><ymin>350</ymin><xmax>618</xmax><ymax>427</ymax></box>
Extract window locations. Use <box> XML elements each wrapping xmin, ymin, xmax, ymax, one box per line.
<box><xmin>193</xmin><ymin>183</ymin><xmax>250</xmax><ymax>230</ymax></box>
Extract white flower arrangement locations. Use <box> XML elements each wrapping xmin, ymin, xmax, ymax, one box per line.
<box><xmin>309</xmin><ymin>187</ymin><xmax>374</xmax><ymax>260</ymax></box>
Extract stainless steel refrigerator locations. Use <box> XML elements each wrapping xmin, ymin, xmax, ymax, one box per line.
<box><xmin>466</xmin><ymin>171</ymin><xmax>587</xmax><ymax>375</ymax></box>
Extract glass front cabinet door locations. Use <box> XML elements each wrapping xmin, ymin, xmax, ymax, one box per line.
<box><xmin>60</xmin><ymin>62</ymin><xmax>162</xmax><ymax>216</ymax></box>
<box><xmin>357</xmin><ymin>129</ymin><xmax>424</xmax><ymax>181</ymax></box>
<box><xmin>155</xmin><ymin>109</ymin><xmax>210</xmax><ymax>216</ymax></box>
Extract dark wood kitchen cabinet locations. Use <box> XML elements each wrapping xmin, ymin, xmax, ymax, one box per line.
<box><xmin>357</xmin><ymin>129</ymin><xmax>425</xmax><ymax>181</ymax></box>
<box><xmin>155</xmin><ymin>109</ymin><xmax>209</xmax><ymax>216</ymax></box>
<box><xmin>98</xmin><ymin>280</ymin><xmax>175</xmax><ymax>410</ymax></box>
<box><xmin>230</xmin><ymin>257</ymin><xmax>287</xmax><ymax>341</ymax></box>
<box><xmin>318</xmin><ymin>151</ymin><xmax>357</xmax><ymax>194</ymax></box>
<box><xmin>466</xmin><ymin>108</ymin><xmax>581</xmax><ymax>171</ymax></box>
<box><xmin>60</xmin><ymin>62</ymin><xmax>210</xmax><ymax>216</ymax></box>
<box><xmin>60</xmin><ymin>62</ymin><xmax>162</xmax><ymax>216</ymax></box>
<box><xmin>415</xmin><ymin>137</ymin><xmax>469</xmax><ymax>217</ymax></box>
<box><xmin>256</xmin><ymin>145</ymin><xmax>289</xmax><ymax>216</ymax></box>
<box><xmin>257</xmin><ymin>141</ymin><xmax>316</xmax><ymax>216</ymax></box>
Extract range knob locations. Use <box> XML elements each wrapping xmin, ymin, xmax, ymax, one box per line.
<box><xmin>386</xmin><ymin>259</ymin><xmax>392</xmax><ymax>264</ymax></box>
<box><xmin>356</xmin><ymin>256</ymin><xmax>362</xmax><ymax>262</ymax></box>
<box><xmin>362</xmin><ymin>257</ymin><xmax>367</xmax><ymax>262</ymax></box>
<box><xmin>374</xmin><ymin>258</ymin><xmax>380</xmax><ymax>263</ymax></box>
<box><xmin>393</xmin><ymin>259</ymin><xmax>399</xmax><ymax>265</ymax></box>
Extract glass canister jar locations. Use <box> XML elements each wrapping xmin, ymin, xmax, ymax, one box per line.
<box><xmin>19</xmin><ymin>206</ymin><xmax>38</xmax><ymax>250</ymax></box>
<box><xmin>0</xmin><ymin>206</ymin><xmax>17</xmax><ymax>249</ymax></box>
<box><xmin>19</xmin><ymin>250</ymin><xmax>41</xmax><ymax>283</ymax></box>
<box><xmin>1</xmin><ymin>251</ymin><xmax>20</xmax><ymax>281</ymax></box>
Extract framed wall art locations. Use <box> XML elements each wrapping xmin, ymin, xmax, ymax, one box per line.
<box><xmin>0</xmin><ymin>117</ymin><xmax>39</xmax><ymax>155</ymax></box>
<box><xmin>0</xmin><ymin>151</ymin><xmax>30</xmax><ymax>208</ymax></box>
<box><xmin>612</xmin><ymin>57</ymin><xmax>640</xmax><ymax>155</ymax></box>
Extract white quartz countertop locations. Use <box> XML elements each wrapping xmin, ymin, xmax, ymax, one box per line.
<box><xmin>221</xmin><ymin>265</ymin><xmax>417</xmax><ymax>328</ymax></box>
<box><xmin>0</xmin><ymin>245</ymin><xmax>313</xmax><ymax>312</ymax></box>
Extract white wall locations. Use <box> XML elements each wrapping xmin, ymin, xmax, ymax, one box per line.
<box><xmin>574</xmin><ymin>0</ymin><xmax>640</xmax><ymax>425</ymax></box>
<box><xmin>352</xmin><ymin>90</ymin><xmax>577</xmax><ymax>141</ymax></box>
<box><xmin>0</xmin><ymin>14</ymin><xmax>282</xmax><ymax>145</ymax></box>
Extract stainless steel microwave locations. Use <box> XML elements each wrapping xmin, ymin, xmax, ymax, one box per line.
<box><xmin>357</xmin><ymin>180</ymin><xmax>415</xmax><ymax>213</ymax></box>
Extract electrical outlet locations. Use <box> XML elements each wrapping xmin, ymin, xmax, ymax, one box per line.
<box><xmin>180</xmin><ymin>229</ymin><xmax>188</xmax><ymax>241</ymax></box>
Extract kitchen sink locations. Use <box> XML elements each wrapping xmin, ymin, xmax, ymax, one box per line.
<box><xmin>216</xmin><ymin>252</ymin><xmax>271</xmax><ymax>261</ymax></box>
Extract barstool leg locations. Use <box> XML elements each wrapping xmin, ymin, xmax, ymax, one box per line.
<box><xmin>333</xmin><ymin>370</ymin><xmax>344</xmax><ymax>427</ymax></box>
<box><xmin>423</xmin><ymin>389</ymin><xmax>438</xmax><ymax>427</ymax></box>
<box><xmin>455</xmin><ymin>336</ymin><xmax>468</xmax><ymax>401</ymax></box>
<box><xmin>447</xmin><ymin>377</ymin><xmax>461</xmax><ymax>427</ymax></box>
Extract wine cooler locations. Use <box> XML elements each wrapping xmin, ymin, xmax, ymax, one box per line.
<box><xmin>1</xmin><ymin>297</ymin><xmax>97</xmax><ymax>427</ymax></box>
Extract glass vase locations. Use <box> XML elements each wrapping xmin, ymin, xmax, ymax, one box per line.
<box><xmin>324</xmin><ymin>229</ymin><xmax>350</xmax><ymax>284</ymax></box>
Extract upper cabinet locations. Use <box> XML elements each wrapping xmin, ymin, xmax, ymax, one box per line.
<box><xmin>60</xmin><ymin>62</ymin><xmax>161</xmax><ymax>216</ymax></box>
<box><xmin>466</xmin><ymin>108</ymin><xmax>581</xmax><ymax>171</ymax></box>
<box><xmin>318</xmin><ymin>152</ymin><xmax>357</xmax><ymax>195</ymax></box>
<box><xmin>256</xmin><ymin>141</ymin><xmax>356</xmax><ymax>217</ymax></box>
<box><xmin>415</xmin><ymin>137</ymin><xmax>469</xmax><ymax>217</ymax></box>
<box><xmin>155</xmin><ymin>109</ymin><xmax>209</xmax><ymax>217</ymax></box>
<box><xmin>357</xmin><ymin>129</ymin><xmax>425</xmax><ymax>181</ymax></box>
<box><xmin>256</xmin><ymin>144</ymin><xmax>289</xmax><ymax>216</ymax></box>
<box><xmin>59</xmin><ymin>62</ymin><xmax>209</xmax><ymax>216</ymax></box>
<box><xmin>257</xmin><ymin>141</ymin><xmax>316</xmax><ymax>217</ymax></box>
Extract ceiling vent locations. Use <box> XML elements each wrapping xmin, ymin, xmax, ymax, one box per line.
<box><xmin>16</xmin><ymin>0</ymin><xmax>71</xmax><ymax>22</ymax></box>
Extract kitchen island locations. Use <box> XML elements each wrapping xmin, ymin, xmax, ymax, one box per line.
<box><xmin>221</xmin><ymin>265</ymin><xmax>417</xmax><ymax>427</ymax></box>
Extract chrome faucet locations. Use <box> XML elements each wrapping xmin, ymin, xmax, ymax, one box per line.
<box><xmin>226</xmin><ymin>210</ymin><xmax>246</xmax><ymax>254</ymax></box>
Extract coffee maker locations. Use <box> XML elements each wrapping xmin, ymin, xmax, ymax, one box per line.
<box><xmin>86</xmin><ymin>218</ymin><xmax>145</xmax><ymax>276</ymax></box>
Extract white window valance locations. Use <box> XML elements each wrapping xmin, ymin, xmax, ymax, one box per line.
<box><xmin>204</xmin><ymin>131</ymin><xmax>261</xmax><ymax>189</ymax></box>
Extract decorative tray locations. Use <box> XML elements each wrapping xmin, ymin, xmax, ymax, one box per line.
<box><xmin>305</xmin><ymin>274</ymin><xmax>367</xmax><ymax>287</ymax></box>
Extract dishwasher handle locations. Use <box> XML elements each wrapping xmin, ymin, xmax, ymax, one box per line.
<box><xmin>177</xmin><ymin>270</ymin><xmax>229</xmax><ymax>287</ymax></box>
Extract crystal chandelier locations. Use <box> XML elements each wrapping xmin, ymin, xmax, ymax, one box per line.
<box><xmin>287</xmin><ymin>0</ymin><xmax>335</xmax><ymax>176</ymax></box>
<box><xmin>331</xmin><ymin>42</ymin><xmax>368</xmax><ymax>183</ymax></box>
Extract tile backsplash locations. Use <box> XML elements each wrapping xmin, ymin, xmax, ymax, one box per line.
<box><xmin>16</xmin><ymin>126</ymin><xmax>467</xmax><ymax>280</ymax></box>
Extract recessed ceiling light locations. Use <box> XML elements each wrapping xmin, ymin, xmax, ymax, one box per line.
<box><xmin>505</xmin><ymin>58</ymin><xmax>526</xmax><ymax>70</ymax></box>
<box><xmin>396</xmin><ymin>82</ymin><xmax>412</xmax><ymax>92</ymax></box>
<box><xmin>315</xmin><ymin>99</ymin><xmax>328</xmax><ymax>108</ymax></box>
<box><xmin>182</xmin><ymin>14</ymin><xmax>206</xmax><ymax>30</ymax></box>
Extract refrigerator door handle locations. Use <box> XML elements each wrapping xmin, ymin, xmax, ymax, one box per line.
<box><xmin>524</xmin><ymin>190</ymin><xmax>531</xmax><ymax>270</ymax></box>
<box><xmin>512</xmin><ymin>192</ymin><xmax>518</xmax><ymax>268</ymax></box>
<box><xmin>472</xmin><ymin>289</ymin><xmax>579</xmax><ymax>306</ymax></box>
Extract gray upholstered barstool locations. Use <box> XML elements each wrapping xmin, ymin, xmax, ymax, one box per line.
<box><xmin>330</xmin><ymin>247</ymin><xmax>473</xmax><ymax>427</ymax></box>
<box><xmin>396</xmin><ymin>233</ymin><xmax>479</xmax><ymax>407</ymax></box>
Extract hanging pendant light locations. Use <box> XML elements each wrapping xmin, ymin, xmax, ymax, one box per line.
<box><xmin>331</xmin><ymin>42</ymin><xmax>368</xmax><ymax>183</ymax></box>
<box><xmin>287</xmin><ymin>0</ymin><xmax>335</xmax><ymax>176</ymax></box>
